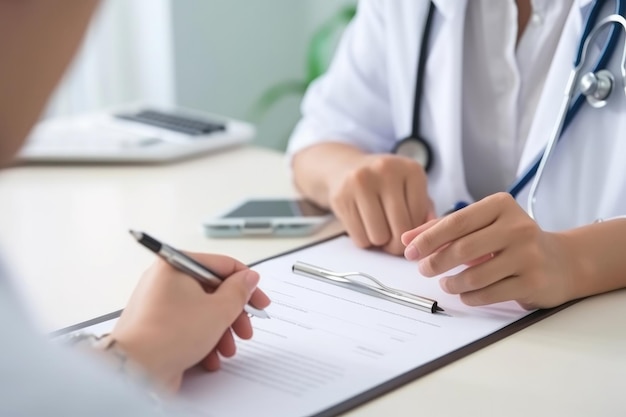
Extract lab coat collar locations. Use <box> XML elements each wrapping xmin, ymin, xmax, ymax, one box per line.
<box><xmin>578</xmin><ymin>0</ymin><xmax>595</xmax><ymax>20</ymax></box>
<box><xmin>517</xmin><ymin>0</ymin><xmax>589</xmax><ymax>177</ymax></box>
<box><xmin>431</xmin><ymin>0</ymin><xmax>464</xmax><ymax>19</ymax></box>
<box><xmin>432</xmin><ymin>0</ymin><xmax>592</xmax><ymax>20</ymax></box>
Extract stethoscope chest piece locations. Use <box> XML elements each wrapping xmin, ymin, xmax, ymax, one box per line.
<box><xmin>393</xmin><ymin>136</ymin><xmax>433</xmax><ymax>172</ymax></box>
<box><xmin>580</xmin><ymin>69</ymin><xmax>614</xmax><ymax>108</ymax></box>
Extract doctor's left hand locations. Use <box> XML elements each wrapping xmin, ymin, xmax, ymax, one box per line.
<box><xmin>401</xmin><ymin>193</ymin><xmax>576</xmax><ymax>309</ymax></box>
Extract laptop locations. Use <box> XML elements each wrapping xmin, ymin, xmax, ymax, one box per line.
<box><xmin>18</xmin><ymin>105</ymin><xmax>255</xmax><ymax>164</ymax></box>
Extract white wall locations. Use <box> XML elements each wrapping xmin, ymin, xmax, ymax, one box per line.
<box><xmin>47</xmin><ymin>0</ymin><xmax>175</xmax><ymax>117</ymax></box>
<box><xmin>46</xmin><ymin>0</ymin><xmax>355</xmax><ymax>151</ymax></box>
<box><xmin>171</xmin><ymin>0</ymin><xmax>355</xmax><ymax>150</ymax></box>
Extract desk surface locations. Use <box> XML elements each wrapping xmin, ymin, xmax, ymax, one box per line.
<box><xmin>0</xmin><ymin>146</ymin><xmax>624</xmax><ymax>417</ymax></box>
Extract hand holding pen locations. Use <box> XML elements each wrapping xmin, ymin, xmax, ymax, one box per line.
<box><xmin>109</xmin><ymin>232</ymin><xmax>271</xmax><ymax>392</ymax></box>
<box><xmin>130</xmin><ymin>230</ymin><xmax>270</xmax><ymax>319</ymax></box>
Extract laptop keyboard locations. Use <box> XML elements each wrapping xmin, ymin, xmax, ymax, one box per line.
<box><xmin>115</xmin><ymin>109</ymin><xmax>226</xmax><ymax>136</ymax></box>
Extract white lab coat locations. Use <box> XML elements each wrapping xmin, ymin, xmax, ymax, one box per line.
<box><xmin>288</xmin><ymin>0</ymin><xmax>626</xmax><ymax>232</ymax></box>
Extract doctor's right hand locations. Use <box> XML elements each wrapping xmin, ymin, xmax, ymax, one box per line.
<box><xmin>110</xmin><ymin>253</ymin><xmax>271</xmax><ymax>393</ymax></box>
<box><xmin>324</xmin><ymin>151</ymin><xmax>434</xmax><ymax>255</ymax></box>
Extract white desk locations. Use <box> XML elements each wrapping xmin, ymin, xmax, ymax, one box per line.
<box><xmin>0</xmin><ymin>146</ymin><xmax>624</xmax><ymax>417</ymax></box>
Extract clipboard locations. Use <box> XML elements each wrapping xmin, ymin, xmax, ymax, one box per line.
<box><xmin>52</xmin><ymin>234</ymin><xmax>577</xmax><ymax>417</ymax></box>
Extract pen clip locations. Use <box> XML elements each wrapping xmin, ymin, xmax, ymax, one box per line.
<box><xmin>292</xmin><ymin>261</ymin><xmax>439</xmax><ymax>313</ymax></box>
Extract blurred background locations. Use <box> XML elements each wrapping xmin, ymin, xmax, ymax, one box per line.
<box><xmin>45</xmin><ymin>0</ymin><xmax>356</xmax><ymax>152</ymax></box>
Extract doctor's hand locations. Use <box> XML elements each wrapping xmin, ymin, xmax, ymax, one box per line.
<box><xmin>110</xmin><ymin>253</ymin><xmax>271</xmax><ymax>393</ymax></box>
<box><xmin>401</xmin><ymin>193</ymin><xmax>576</xmax><ymax>310</ymax></box>
<box><xmin>327</xmin><ymin>153</ymin><xmax>435</xmax><ymax>255</ymax></box>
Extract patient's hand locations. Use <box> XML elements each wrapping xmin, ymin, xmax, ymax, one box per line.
<box><xmin>111</xmin><ymin>253</ymin><xmax>271</xmax><ymax>392</ymax></box>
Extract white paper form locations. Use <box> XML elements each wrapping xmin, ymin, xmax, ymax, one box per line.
<box><xmin>73</xmin><ymin>235</ymin><xmax>534</xmax><ymax>417</ymax></box>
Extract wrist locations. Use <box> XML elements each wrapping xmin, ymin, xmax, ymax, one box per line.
<box><xmin>92</xmin><ymin>334</ymin><xmax>154</xmax><ymax>384</ymax></box>
<box><xmin>555</xmin><ymin>220</ymin><xmax>626</xmax><ymax>301</ymax></box>
<box><xmin>293</xmin><ymin>143</ymin><xmax>369</xmax><ymax>206</ymax></box>
<box><xmin>551</xmin><ymin>231</ymin><xmax>592</xmax><ymax>303</ymax></box>
<box><xmin>63</xmin><ymin>332</ymin><xmax>166</xmax><ymax>399</ymax></box>
<box><xmin>111</xmin><ymin>329</ymin><xmax>184</xmax><ymax>392</ymax></box>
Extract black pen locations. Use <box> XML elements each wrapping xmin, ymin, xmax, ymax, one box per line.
<box><xmin>129</xmin><ymin>230</ymin><xmax>269</xmax><ymax>319</ymax></box>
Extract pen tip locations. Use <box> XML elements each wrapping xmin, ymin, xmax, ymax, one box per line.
<box><xmin>128</xmin><ymin>229</ymin><xmax>142</xmax><ymax>240</ymax></box>
<box><xmin>435</xmin><ymin>306</ymin><xmax>445</xmax><ymax>313</ymax></box>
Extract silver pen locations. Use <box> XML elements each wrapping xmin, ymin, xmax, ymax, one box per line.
<box><xmin>292</xmin><ymin>261</ymin><xmax>444</xmax><ymax>314</ymax></box>
<box><xmin>130</xmin><ymin>230</ymin><xmax>269</xmax><ymax>319</ymax></box>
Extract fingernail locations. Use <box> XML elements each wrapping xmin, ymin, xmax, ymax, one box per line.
<box><xmin>404</xmin><ymin>245</ymin><xmax>419</xmax><ymax>261</ymax></box>
<box><xmin>244</xmin><ymin>270</ymin><xmax>260</xmax><ymax>293</ymax></box>
<box><xmin>418</xmin><ymin>260</ymin><xmax>427</xmax><ymax>275</ymax></box>
<box><xmin>439</xmin><ymin>277</ymin><xmax>451</xmax><ymax>293</ymax></box>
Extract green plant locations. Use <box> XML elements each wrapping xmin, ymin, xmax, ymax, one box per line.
<box><xmin>249</xmin><ymin>4</ymin><xmax>357</xmax><ymax>145</ymax></box>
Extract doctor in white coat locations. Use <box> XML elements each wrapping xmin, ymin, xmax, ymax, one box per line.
<box><xmin>288</xmin><ymin>0</ymin><xmax>626</xmax><ymax>310</ymax></box>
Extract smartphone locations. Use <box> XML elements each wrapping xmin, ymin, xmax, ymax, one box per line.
<box><xmin>203</xmin><ymin>198</ymin><xmax>334</xmax><ymax>237</ymax></box>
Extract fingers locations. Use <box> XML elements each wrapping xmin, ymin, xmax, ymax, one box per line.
<box><xmin>439</xmin><ymin>253</ymin><xmax>513</xmax><ymax>295</ymax></box>
<box><xmin>380</xmin><ymin>181</ymin><xmax>414</xmax><ymax>255</ymax></box>
<box><xmin>201</xmin><ymin>349</ymin><xmax>221</xmax><ymax>371</ymax></box>
<box><xmin>329</xmin><ymin>155</ymin><xmax>431</xmax><ymax>253</ymax></box>
<box><xmin>439</xmin><ymin>250</ymin><xmax>526</xmax><ymax>307</ymax></box>
<box><xmin>336</xmin><ymin>200</ymin><xmax>371</xmax><ymax>248</ymax></box>
<box><xmin>248</xmin><ymin>287</ymin><xmax>271</xmax><ymax>311</ymax></box>
<box><xmin>186</xmin><ymin>252</ymin><xmax>249</xmax><ymax>278</ymax></box>
<box><xmin>231</xmin><ymin>311</ymin><xmax>254</xmax><ymax>340</ymax></box>
<box><xmin>401</xmin><ymin>217</ymin><xmax>440</xmax><ymax>246</ymax></box>
<box><xmin>330</xmin><ymin>164</ymin><xmax>385</xmax><ymax>248</ymax></box>
<box><xmin>218</xmin><ymin>311</ymin><xmax>255</xmax><ymax>357</ymax></box>
<box><xmin>417</xmin><ymin>226</ymin><xmax>506</xmax><ymax>277</ymax></box>
<box><xmin>208</xmin><ymin>269</ymin><xmax>259</xmax><ymax>328</ymax></box>
<box><xmin>405</xmin><ymin>168</ymin><xmax>429</xmax><ymax>226</ymax></box>
<box><xmin>413</xmin><ymin>193</ymin><xmax>553</xmax><ymax>309</ymax></box>
<box><xmin>216</xmin><ymin>328</ymin><xmax>236</xmax><ymax>357</ymax></box>
<box><xmin>425</xmin><ymin>202</ymin><xmax>437</xmax><ymax>221</ymax></box>
<box><xmin>405</xmin><ymin>196</ymin><xmax>503</xmax><ymax>260</ymax></box>
<box><xmin>198</xmin><ymin>271</ymin><xmax>261</xmax><ymax>373</ymax></box>
<box><xmin>457</xmin><ymin>277</ymin><xmax>528</xmax><ymax>307</ymax></box>
<box><xmin>354</xmin><ymin>190</ymin><xmax>391</xmax><ymax>246</ymax></box>
<box><xmin>201</xmin><ymin>269</ymin><xmax>262</xmax><ymax>362</ymax></box>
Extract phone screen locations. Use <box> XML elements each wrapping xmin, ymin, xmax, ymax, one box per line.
<box><xmin>223</xmin><ymin>199</ymin><xmax>329</xmax><ymax>218</ymax></box>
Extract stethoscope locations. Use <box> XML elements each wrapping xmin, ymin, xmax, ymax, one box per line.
<box><xmin>394</xmin><ymin>0</ymin><xmax>626</xmax><ymax>220</ymax></box>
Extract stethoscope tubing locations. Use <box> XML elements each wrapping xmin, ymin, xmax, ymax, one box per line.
<box><xmin>509</xmin><ymin>0</ymin><xmax>624</xmax><ymax>200</ymax></box>
<box><xmin>406</xmin><ymin>0</ymin><xmax>625</xmax><ymax>216</ymax></box>
<box><xmin>528</xmin><ymin>12</ymin><xmax>626</xmax><ymax>219</ymax></box>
